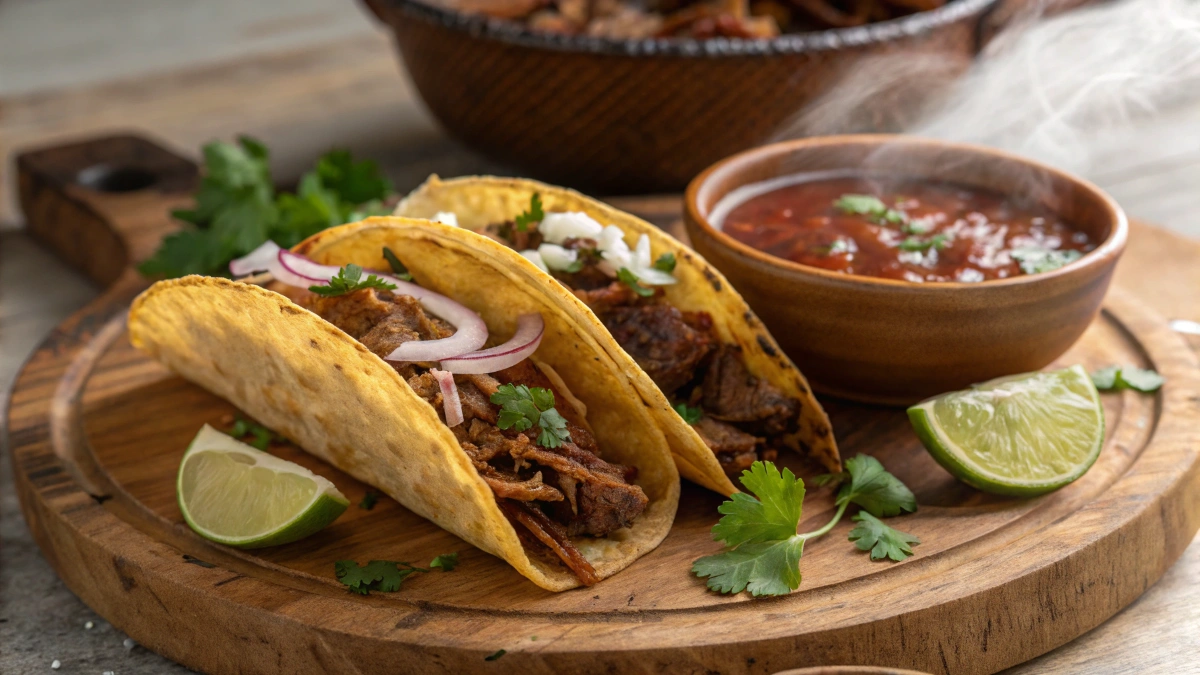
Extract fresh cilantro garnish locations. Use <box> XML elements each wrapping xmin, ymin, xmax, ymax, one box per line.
<box><xmin>308</xmin><ymin>264</ymin><xmax>397</xmax><ymax>297</ymax></box>
<box><xmin>653</xmin><ymin>252</ymin><xmax>677</xmax><ymax>273</ymax></box>
<box><xmin>674</xmin><ymin>403</ymin><xmax>703</xmax><ymax>425</ymax></box>
<box><xmin>334</xmin><ymin>560</ymin><xmax>424</xmax><ymax>595</ymax></box>
<box><xmin>897</xmin><ymin>234</ymin><xmax>949</xmax><ymax>252</ymax></box>
<box><xmin>430</xmin><ymin>553</ymin><xmax>459</xmax><ymax>571</ymax></box>
<box><xmin>617</xmin><ymin>267</ymin><xmax>655</xmax><ymax>298</ymax></box>
<box><xmin>1011</xmin><ymin>247</ymin><xmax>1083</xmax><ymax>275</ymax></box>
<box><xmin>902</xmin><ymin>217</ymin><xmax>934</xmax><ymax>235</ymax></box>
<box><xmin>485</xmin><ymin>650</ymin><xmax>507</xmax><ymax>661</ymax></box>
<box><xmin>692</xmin><ymin>456</ymin><xmax>918</xmax><ymax>597</ymax></box>
<box><xmin>834</xmin><ymin>194</ymin><xmax>904</xmax><ymax>225</ymax></box>
<box><xmin>359</xmin><ymin>491</ymin><xmax>379</xmax><ymax>510</ymax></box>
<box><xmin>564</xmin><ymin>260</ymin><xmax>585</xmax><ymax>274</ymax></box>
<box><xmin>139</xmin><ymin>138</ymin><xmax>393</xmax><ymax>279</ymax></box>
<box><xmin>1091</xmin><ymin>365</ymin><xmax>1164</xmax><ymax>393</ymax></box>
<box><xmin>381</xmin><ymin>246</ymin><xmax>413</xmax><ymax>281</ymax></box>
<box><xmin>491</xmin><ymin>384</ymin><xmax>572</xmax><ymax>448</ymax></box>
<box><xmin>227</xmin><ymin>417</ymin><xmax>281</xmax><ymax>450</ymax></box>
<box><xmin>848</xmin><ymin>512</ymin><xmax>921</xmax><ymax>561</ymax></box>
<box><xmin>514</xmin><ymin>193</ymin><xmax>544</xmax><ymax>232</ymax></box>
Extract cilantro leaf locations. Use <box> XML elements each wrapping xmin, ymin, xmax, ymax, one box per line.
<box><xmin>712</xmin><ymin>462</ymin><xmax>805</xmax><ymax>547</ymax></box>
<box><xmin>359</xmin><ymin>491</ymin><xmax>379</xmax><ymax>510</ymax></box>
<box><xmin>334</xmin><ymin>560</ymin><xmax>425</xmax><ymax>594</ymax></box>
<box><xmin>315</xmin><ymin>149</ymin><xmax>392</xmax><ymax>205</ymax></box>
<box><xmin>653</xmin><ymin>252</ymin><xmax>677</xmax><ymax>273</ymax></box>
<box><xmin>1092</xmin><ymin>365</ymin><xmax>1163</xmax><ymax>392</ymax></box>
<box><xmin>226</xmin><ymin>417</ymin><xmax>280</xmax><ymax>451</ymax></box>
<box><xmin>514</xmin><ymin>193</ymin><xmax>544</xmax><ymax>232</ymax></box>
<box><xmin>898</xmin><ymin>234</ymin><xmax>949</xmax><ymax>252</ymax></box>
<box><xmin>617</xmin><ymin>267</ymin><xmax>655</xmax><ymax>298</ymax></box>
<box><xmin>490</xmin><ymin>384</ymin><xmax>571</xmax><ymax>448</ymax></box>
<box><xmin>308</xmin><ymin>264</ymin><xmax>397</xmax><ymax>297</ymax></box>
<box><xmin>673</xmin><ymin>402</ymin><xmax>703</xmax><ymax>425</ymax></box>
<box><xmin>835</xmin><ymin>455</ymin><xmax>917</xmax><ymax>518</ymax></box>
<box><xmin>1011</xmin><ymin>247</ymin><xmax>1083</xmax><ymax>275</ymax></box>
<box><xmin>485</xmin><ymin>650</ymin><xmax>507</xmax><ymax>661</ymax></box>
<box><xmin>834</xmin><ymin>194</ymin><xmax>887</xmax><ymax>216</ymax></box>
<box><xmin>430</xmin><ymin>553</ymin><xmax>459</xmax><ymax>571</ymax></box>
<box><xmin>381</xmin><ymin>247</ymin><xmax>413</xmax><ymax>281</ymax></box>
<box><xmin>848</xmin><ymin>512</ymin><xmax>920</xmax><ymax>562</ymax></box>
<box><xmin>692</xmin><ymin>537</ymin><xmax>804</xmax><ymax>596</ymax></box>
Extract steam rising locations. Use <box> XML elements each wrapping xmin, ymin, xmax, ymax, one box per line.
<box><xmin>777</xmin><ymin>0</ymin><xmax>1200</xmax><ymax>178</ymax></box>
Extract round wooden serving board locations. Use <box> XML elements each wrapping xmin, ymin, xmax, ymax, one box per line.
<box><xmin>10</xmin><ymin>135</ymin><xmax>1200</xmax><ymax>675</ymax></box>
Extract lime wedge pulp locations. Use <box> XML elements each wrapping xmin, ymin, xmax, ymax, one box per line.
<box><xmin>907</xmin><ymin>365</ymin><xmax>1105</xmax><ymax>497</ymax></box>
<box><xmin>177</xmin><ymin>424</ymin><xmax>348</xmax><ymax>548</ymax></box>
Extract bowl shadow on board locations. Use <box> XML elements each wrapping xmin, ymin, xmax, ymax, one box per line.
<box><xmin>684</xmin><ymin>134</ymin><xmax>1127</xmax><ymax>405</ymax></box>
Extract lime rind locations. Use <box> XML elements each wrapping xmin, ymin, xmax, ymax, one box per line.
<box><xmin>177</xmin><ymin>424</ymin><xmax>348</xmax><ymax>548</ymax></box>
<box><xmin>908</xmin><ymin>365</ymin><xmax>1105</xmax><ymax>497</ymax></box>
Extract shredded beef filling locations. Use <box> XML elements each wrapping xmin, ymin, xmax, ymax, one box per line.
<box><xmin>300</xmin><ymin>287</ymin><xmax>647</xmax><ymax>585</ymax></box>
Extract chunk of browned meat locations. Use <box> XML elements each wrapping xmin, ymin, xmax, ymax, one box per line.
<box><xmin>693</xmin><ymin>417</ymin><xmax>760</xmax><ymax>477</ymax></box>
<box><xmin>513</xmin><ymin>442</ymin><xmax>648</xmax><ymax>537</ymax></box>
<box><xmin>601</xmin><ymin>303</ymin><xmax>717</xmax><ymax>394</ymax></box>
<box><xmin>478</xmin><ymin>466</ymin><xmax>564</xmax><ymax>502</ymax></box>
<box><xmin>457</xmin><ymin>419</ymin><xmax>531</xmax><ymax>462</ymax></box>
<box><xmin>357</xmin><ymin>294</ymin><xmax>453</xmax><ymax>359</ymax></box>
<box><xmin>498</xmin><ymin>499</ymin><xmax>599</xmax><ymax>586</ymax></box>
<box><xmin>456</xmin><ymin>378</ymin><xmax>498</xmax><ymax>425</ymax></box>
<box><xmin>480</xmin><ymin>221</ymin><xmax>544</xmax><ymax>250</ymax></box>
<box><xmin>701</xmin><ymin>346</ymin><xmax>798</xmax><ymax>436</ymax></box>
<box><xmin>302</xmin><ymin>288</ymin><xmax>394</xmax><ymax>338</ymax></box>
<box><xmin>573</xmin><ymin>280</ymin><xmax>641</xmax><ymax>313</ymax></box>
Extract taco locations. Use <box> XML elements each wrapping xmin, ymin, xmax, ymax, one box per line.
<box><xmin>128</xmin><ymin>218</ymin><xmax>679</xmax><ymax>591</ymax></box>
<box><xmin>395</xmin><ymin>176</ymin><xmax>841</xmax><ymax>496</ymax></box>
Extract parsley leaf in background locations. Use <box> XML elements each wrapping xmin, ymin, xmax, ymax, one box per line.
<box><xmin>617</xmin><ymin>267</ymin><xmax>655</xmax><ymax>298</ymax></box>
<box><xmin>514</xmin><ymin>193</ymin><xmax>544</xmax><ymax>232</ymax></box>
<box><xmin>1091</xmin><ymin>365</ymin><xmax>1164</xmax><ymax>393</ymax></box>
<box><xmin>491</xmin><ymin>384</ymin><xmax>572</xmax><ymax>448</ymax></box>
<box><xmin>308</xmin><ymin>264</ymin><xmax>397</xmax><ymax>297</ymax></box>
<box><xmin>430</xmin><ymin>553</ymin><xmax>459</xmax><ymax>571</ymax></box>
<box><xmin>673</xmin><ymin>403</ymin><xmax>703</xmax><ymax>425</ymax></box>
<box><xmin>381</xmin><ymin>246</ymin><xmax>414</xmax><ymax>281</ymax></box>
<box><xmin>848</xmin><ymin>512</ymin><xmax>921</xmax><ymax>561</ymax></box>
<box><xmin>139</xmin><ymin>138</ymin><xmax>394</xmax><ymax>279</ymax></box>
<box><xmin>653</xmin><ymin>252</ymin><xmax>677</xmax><ymax>273</ymax></box>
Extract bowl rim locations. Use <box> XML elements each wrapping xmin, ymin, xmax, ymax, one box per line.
<box><xmin>375</xmin><ymin>0</ymin><xmax>998</xmax><ymax>57</ymax></box>
<box><xmin>684</xmin><ymin>134</ymin><xmax>1129</xmax><ymax>290</ymax></box>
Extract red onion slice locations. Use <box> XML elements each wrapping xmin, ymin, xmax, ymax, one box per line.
<box><xmin>431</xmin><ymin>369</ymin><xmax>463</xmax><ymax>427</ymax></box>
<box><xmin>438</xmin><ymin>313</ymin><xmax>544</xmax><ymax>375</ymax></box>
<box><xmin>229</xmin><ymin>241</ymin><xmax>282</xmax><ymax>277</ymax></box>
<box><xmin>254</xmin><ymin>248</ymin><xmax>489</xmax><ymax>362</ymax></box>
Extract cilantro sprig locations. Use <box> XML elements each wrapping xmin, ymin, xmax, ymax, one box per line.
<box><xmin>227</xmin><ymin>417</ymin><xmax>282</xmax><ymax>451</ymax></box>
<box><xmin>139</xmin><ymin>138</ymin><xmax>394</xmax><ymax>279</ymax></box>
<box><xmin>674</xmin><ymin>402</ymin><xmax>703</xmax><ymax>425</ymax></box>
<box><xmin>617</xmin><ymin>267</ymin><xmax>655</xmax><ymax>298</ymax></box>
<box><xmin>381</xmin><ymin>246</ymin><xmax>413</xmax><ymax>281</ymax></box>
<box><xmin>334</xmin><ymin>553</ymin><xmax>458</xmax><ymax>594</ymax></box>
<box><xmin>834</xmin><ymin>194</ymin><xmax>904</xmax><ymax>225</ymax></box>
<box><xmin>514</xmin><ymin>193</ymin><xmax>544</xmax><ymax>232</ymax></box>
<box><xmin>308</xmin><ymin>264</ymin><xmax>397</xmax><ymax>297</ymax></box>
<box><xmin>1091</xmin><ymin>365</ymin><xmax>1164</xmax><ymax>393</ymax></box>
<box><xmin>692</xmin><ymin>456</ymin><xmax>919</xmax><ymax>597</ymax></box>
<box><xmin>653</xmin><ymin>252</ymin><xmax>677</xmax><ymax>273</ymax></box>
<box><xmin>491</xmin><ymin>384</ymin><xmax>572</xmax><ymax>448</ymax></box>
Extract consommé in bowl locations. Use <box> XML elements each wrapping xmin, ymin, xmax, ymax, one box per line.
<box><xmin>684</xmin><ymin>135</ymin><xmax>1128</xmax><ymax>405</ymax></box>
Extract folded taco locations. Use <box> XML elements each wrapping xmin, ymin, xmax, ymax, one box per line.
<box><xmin>395</xmin><ymin>176</ymin><xmax>841</xmax><ymax>496</ymax></box>
<box><xmin>128</xmin><ymin>218</ymin><xmax>679</xmax><ymax>591</ymax></box>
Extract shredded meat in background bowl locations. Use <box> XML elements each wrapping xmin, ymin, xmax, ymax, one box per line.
<box><xmin>425</xmin><ymin>0</ymin><xmax>949</xmax><ymax>39</ymax></box>
<box><xmin>300</xmin><ymin>287</ymin><xmax>647</xmax><ymax>584</ymax></box>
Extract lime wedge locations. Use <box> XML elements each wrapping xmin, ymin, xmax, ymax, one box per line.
<box><xmin>907</xmin><ymin>365</ymin><xmax>1105</xmax><ymax>497</ymax></box>
<box><xmin>177</xmin><ymin>424</ymin><xmax>348</xmax><ymax>548</ymax></box>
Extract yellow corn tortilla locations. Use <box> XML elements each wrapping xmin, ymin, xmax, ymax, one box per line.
<box><xmin>396</xmin><ymin>175</ymin><xmax>842</xmax><ymax>495</ymax></box>
<box><xmin>128</xmin><ymin>218</ymin><xmax>679</xmax><ymax>592</ymax></box>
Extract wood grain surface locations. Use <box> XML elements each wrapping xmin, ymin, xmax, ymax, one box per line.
<box><xmin>7</xmin><ymin>136</ymin><xmax>1200</xmax><ymax>674</ymax></box>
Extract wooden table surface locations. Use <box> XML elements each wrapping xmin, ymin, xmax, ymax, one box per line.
<box><xmin>2</xmin><ymin>1</ymin><xmax>1198</xmax><ymax>673</ymax></box>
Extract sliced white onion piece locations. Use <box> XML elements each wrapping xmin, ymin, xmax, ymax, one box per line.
<box><xmin>433</xmin><ymin>211</ymin><xmax>459</xmax><ymax>227</ymax></box>
<box><xmin>597</xmin><ymin>225</ymin><xmax>626</xmax><ymax>252</ymax></box>
<box><xmin>520</xmin><ymin>249</ymin><xmax>549</xmax><ymax>273</ymax></box>
<box><xmin>430</xmin><ymin>369</ymin><xmax>463</xmax><ymax>427</ymax></box>
<box><xmin>439</xmin><ymin>313</ymin><xmax>545</xmax><ymax>375</ymax></box>
<box><xmin>634</xmin><ymin>234</ymin><xmax>652</xmax><ymax>270</ymax></box>
<box><xmin>539</xmin><ymin>211</ymin><xmax>603</xmax><ymax>244</ymax></box>
<box><xmin>629</xmin><ymin>266</ymin><xmax>678</xmax><ymax>286</ymax></box>
<box><xmin>229</xmin><ymin>240</ymin><xmax>282</xmax><ymax>277</ymax></box>
<box><xmin>537</xmin><ymin>243</ymin><xmax>577</xmax><ymax>271</ymax></box>
<box><xmin>261</xmin><ymin>249</ymin><xmax>490</xmax><ymax>363</ymax></box>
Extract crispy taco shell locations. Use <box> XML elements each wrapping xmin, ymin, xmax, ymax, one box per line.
<box><xmin>128</xmin><ymin>218</ymin><xmax>679</xmax><ymax>592</ymax></box>
<box><xmin>396</xmin><ymin>176</ymin><xmax>841</xmax><ymax>495</ymax></box>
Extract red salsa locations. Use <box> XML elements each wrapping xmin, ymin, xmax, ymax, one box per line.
<box><xmin>718</xmin><ymin>174</ymin><xmax>1095</xmax><ymax>282</ymax></box>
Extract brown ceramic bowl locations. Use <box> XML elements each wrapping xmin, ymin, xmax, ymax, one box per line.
<box><xmin>684</xmin><ymin>135</ymin><xmax>1128</xmax><ymax>405</ymax></box>
<box><xmin>363</xmin><ymin>0</ymin><xmax>1003</xmax><ymax>194</ymax></box>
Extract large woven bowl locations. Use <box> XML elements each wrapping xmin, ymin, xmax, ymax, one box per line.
<box><xmin>364</xmin><ymin>0</ymin><xmax>1003</xmax><ymax>193</ymax></box>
